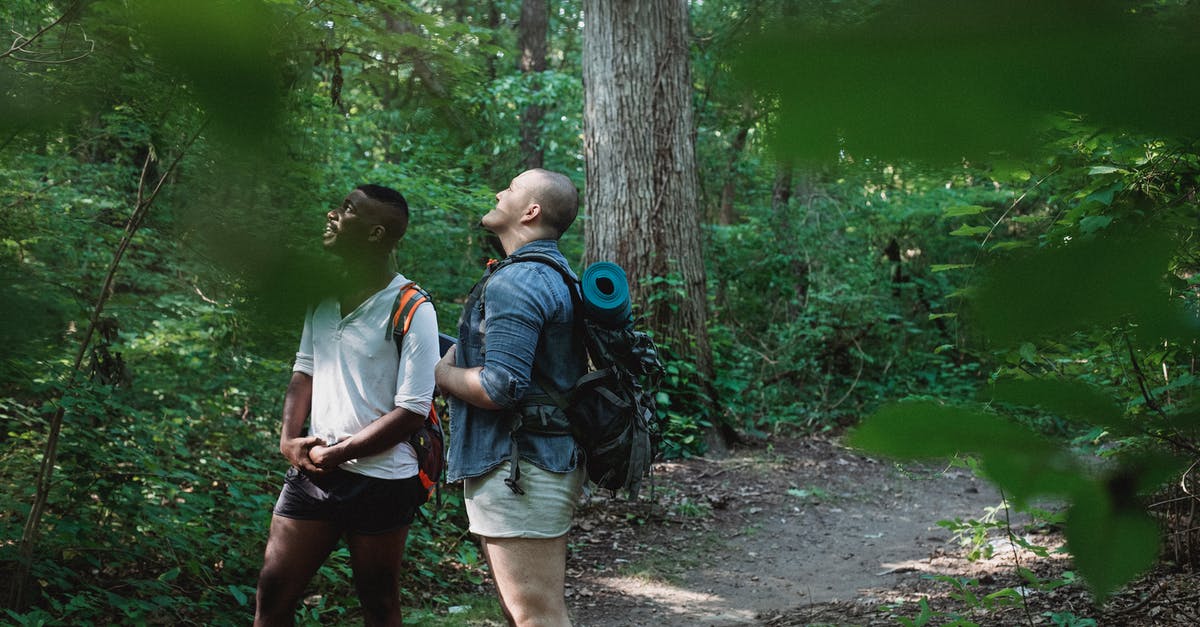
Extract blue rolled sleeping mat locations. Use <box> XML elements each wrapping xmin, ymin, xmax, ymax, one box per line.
<box><xmin>581</xmin><ymin>261</ymin><xmax>632</xmax><ymax>329</ymax></box>
<box><xmin>580</xmin><ymin>261</ymin><xmax>663</xmax><ymax>377</ymax></box>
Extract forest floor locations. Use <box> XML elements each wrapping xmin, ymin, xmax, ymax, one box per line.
<box><xmin>552</xmin><ymin>435</ymin><xmax>1200</xmax><ymax>627</ymax></box>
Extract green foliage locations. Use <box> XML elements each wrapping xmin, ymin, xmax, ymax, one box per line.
<box><xmin>5</xmin><ymin>0</ymin><xmax>1199</xmax><ymax>620</ymax></box>
<box><xmin>701</xmin><ymin>160</ymin><xmax>989</xmax><ymax>437</ymax></box>
<box><xmin>0</xmin><ymin>0</ymin><xmax>500</xmax><ymax>621</ymax></box>
<box><xmin>937</xmin><ymin>504</ymin><xmax>1009</xmax><ymax>562</ymax></box>
<box><xmin>643</xmin><ymin>273</ymin><xmax>714</xmax><ymax>458</ymax></box>
<box><xmin>850</xmin><ymin>124</ymin><xmax>1199</xmax><ymax>601</ymax></box>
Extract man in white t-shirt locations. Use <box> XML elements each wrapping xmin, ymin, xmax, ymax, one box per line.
<box><xmin>254</xmin><ymin>184</ymin><xmax>438</xmax><ymax>626</ymax></box>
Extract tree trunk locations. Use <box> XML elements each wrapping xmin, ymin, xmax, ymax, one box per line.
<box><xmin>772</xmin><ymin>161</ymin><xmax>810</xmax><ymax>314</ymax></box>
<box><xmin>486</xmin><ymin>0</ymin><xmax>500</xmax><ymax>81</ymax></box>
<box><xmin>518</xmin><ymin>0</ymin><xmax>547</xmax><ymax>169</ymax></box>
<box><xmin>771</xmin><ymin>160</ymin><xmax>793</xmax><ymax>211</ymax></box>
<box><xmin>718</xmin><ymin>124</ymin><xmax>750</xmax><ymax>225</ymax></box>
<box><xmin>582</xmin><ymin>0</ymin><xmax>713</xmax><ymax>388</ymax></box>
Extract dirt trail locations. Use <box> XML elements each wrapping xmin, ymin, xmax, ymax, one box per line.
<box><xmin>556</xmin><ymin>435</ymin><xmax>1200</xmax><ymax>627</ymax></box>
<box><xmin>564</xmin><ymin>436</ymin><xmax>1011</xmax><ymax>626</ymax></box>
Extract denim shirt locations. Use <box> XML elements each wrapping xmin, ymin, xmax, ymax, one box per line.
<box><xmin>446</xmin><ymin>240</ymin><xmax>587</xmax><ymax>482</ymax></box>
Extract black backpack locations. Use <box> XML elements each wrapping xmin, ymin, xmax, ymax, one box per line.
<box><xmin>481</xmin><ymin>252</ymin><xmax>664</xmax><ymax>498</ymax></box>
<box><xmin>386</xmin><ymin>281</ymin><xmax>445</xmax><ymax>505</ymax></box>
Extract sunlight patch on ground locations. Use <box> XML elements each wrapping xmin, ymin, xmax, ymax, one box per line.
<box><xmin>588</xmin><ymin>575</ymin><xmax>759</xmax><ymax>623</ymax></box>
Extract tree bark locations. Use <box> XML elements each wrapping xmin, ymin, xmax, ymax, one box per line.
<box><xmin>486</xmin><ymin>0</ymin><xmax>500</xmax><ymax>81</ymax></box>
<box><xmin>718</xmin><ymin>124</ymin><xmax>750</xmax><ymax>225</ymax></box>
<box><xmin>582</xmin><ymin>1</ymin><xmax>713</xmax><ymax>386</ymax></box>
<box><xmin>518</xmin><ymin>0</ymin><xmax>547</xmax><ymax>169</ymax></box>
<box><xmin>772</xmin><ymin>160</ymin><xmax>810</xmax><ymax>314</ymax></box>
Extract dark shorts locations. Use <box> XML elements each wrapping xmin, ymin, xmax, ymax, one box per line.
<box><xmin>272</xmin><ymin>467</ymin><xmax>425</xmax><ymax>535</ymax></box>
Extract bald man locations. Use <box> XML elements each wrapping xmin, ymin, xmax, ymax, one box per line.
<box><xmin>436</xmin><ymin>169</ymin><xmax>587</xmax><ymax>626</ymax></box>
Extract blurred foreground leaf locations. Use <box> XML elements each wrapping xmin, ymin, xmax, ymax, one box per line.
<box><xmin>1066</xmin><ymin>485</ymin><xmax>1159</xmax><ymax>602</ymax></box>
<box><xmin>849</xmin><ymin>400</ymin><xmax>1085</xmax><ymax>504</ymax></box>
<box><xmin>986</xmin><ymin>379</ymin><xmax>1132</xmax><ymax>433</ymax></box>
<box><xmin>737</xmin><ymin>0</ymin><xmax>1200</xmax><ymax>161</ymax></box>
<box><xmin>969</xmin><ymin>228</ymin><xmax>1193</xmax><ymax>346</ymax></box>
<box><xmin>135</xmin><ymin>0</ymin><xmax>288</xmax><ymax>146</ymax></box>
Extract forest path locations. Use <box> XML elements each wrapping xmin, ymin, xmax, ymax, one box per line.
<box><xmin>563</xmin><ymin>435</ymin><xmax>1019</xmax><ymax>626</ymax></box>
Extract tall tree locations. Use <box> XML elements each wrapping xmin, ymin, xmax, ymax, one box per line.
<box><xmin>518</xmin><ymin>0</ymin><xmax>547</xmax><ymax>169</ymax></box>
<box><xmin>582</xmin><ymin>1</ymin><xmax>712</xmax><ymax>393</ymax></box>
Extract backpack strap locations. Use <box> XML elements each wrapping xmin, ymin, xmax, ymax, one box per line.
<box><xmin>509</xmin><ymin>252</ymin><xmax>591</xmax><ymax>395</ymax></box>
<box><xmin>388</xmin><ymin>281</ymin><xmax>432</xmax><ymax>354</ymax></box>
<box><xmin>505</xmin><ymin>252</ymin><xmax>588</xmax><ymax>350</ymax></box>
<box><xmin>386</xmin><ymin>281</ymin><xmax>445</xmax><ymax>508</ymax></box>
<box><xmin>472</xmin><ymin>252</ymin><xmax>586</xmax><ymax>495</ymax></box>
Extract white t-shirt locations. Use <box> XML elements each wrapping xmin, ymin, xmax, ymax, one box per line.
<box><xmin>292</xmin><ymin>273</ymin><xmax>438</xmax><ymax>480</ymax></box>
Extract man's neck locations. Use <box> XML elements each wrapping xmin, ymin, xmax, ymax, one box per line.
<box><xmin>499</xmin><ymin>230</ymin><xmax>553</xmax><ymax>257</ymax></box>
<box><xmin>337</xmin><ymin>254</ymin><xmax>394</xmax><ymax>298</ymax></box>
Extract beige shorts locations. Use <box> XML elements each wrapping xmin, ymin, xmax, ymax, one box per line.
<box><xmin>465</xmin><ymin>461</ymin><xmax>586</xmax><ymax>539</ymax></box>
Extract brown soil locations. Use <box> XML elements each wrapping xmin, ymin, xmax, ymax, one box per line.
<box><xmin>562</xmin><ymin>436</ymin><xmax>1200</xmax><ymax>627</ymax></box>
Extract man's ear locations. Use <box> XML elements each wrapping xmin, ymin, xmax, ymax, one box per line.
<box><xmin>522</xmin><ymin>202</ymin><xmax>542</xmax><ymax>224</ymax></box>
<box><xmin>368</xmin><ymin>224</ymin><xmax>387</xmax><ymax>242</ymax></box>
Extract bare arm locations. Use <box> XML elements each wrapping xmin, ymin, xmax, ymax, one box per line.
<box><xmin>434</xmin><ymin>345</ymin><xmax>501</xmax><ymax>410</ymax></box>
<box><xmin>308</xmin><ymin>406</ymin><xmax>425</xmax><ymax>469</ymax></box>
<box><xmin>279</xmin><ymin>371</ymin><xmax>324</xmax><ymax>473</ymax></box>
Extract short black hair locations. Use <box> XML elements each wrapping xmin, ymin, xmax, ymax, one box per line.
<box><xmin>356</xmin><ymin>184</ymin><xmax>409</xmax><ymax>243</ymax></box>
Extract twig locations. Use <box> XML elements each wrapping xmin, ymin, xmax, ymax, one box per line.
<box><xmin>1</xmin><ymin>1</ymin><xmax>82</xmax><ymax>61</ymax></box>
<box><xmin>998</xmin><ymin>489</ymin><xmax>1036</xmax><ymax>627</ymax></box>
<box><xmin>1127</xmin><ymin>335</ymin><xmax>1169</xmax><ymax>420</ymax></box>
<box><xmin>1125</xmin><ymin>335</ymin><xmax>1200</xmax><ymax>456</ymax></box>
<box><xmin>827</xmin><ymin>337</ymin><xmax>866</xmax><ymax>411</ymax></box>
<box><xmin>1113</xmin><ymin>579</ymin><xmax>1171</xmax><ymax>616</ymax></box>
<box><xmin>976</xmin><ymin>166</ymin><xmax>1059</xmax><ymax>260</ymax></box>
<box><xmin>8</xmin><ymin>121</ymin><xmax>207</xmax><ymax>610</ymax></box>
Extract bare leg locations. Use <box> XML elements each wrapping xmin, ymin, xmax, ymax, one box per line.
<box><xmin>481</xmin><ymin>535</ymin><xmax>571</xmax><ymax>627</ymax></box>
<box><xmin>254</xmin><ymin>515</ymin><xmax>341</xmax><ymax>627</ymax></box>
<box><xmin>346</xmin><ymin>526</ymin><xmax>411</xmax><ymax>627</ymax></box>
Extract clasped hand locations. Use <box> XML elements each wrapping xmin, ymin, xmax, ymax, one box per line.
<box><xmin>282</xmin><ymin>435</ymin><xmax>342</xmax><ymax>474</ymax></box>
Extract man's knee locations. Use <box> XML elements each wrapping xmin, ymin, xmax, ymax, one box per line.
<box><xmin>255</xmin><ymin>561</ymin><xmax>300</xmax><ymax>609</ymax></box>
<box><xmin>254</xmin><ymin>564</ymin><xmax>299</xmax><ymax>626</ymax></box>
<box><xmin>354</xmin><ymin>575</ymin><xmax>401</xmax><ymax>624</ymax></box>
<box><xmin>358</xmin><ymin>593</ymin><xmax>401</xmax><ymax>624</ymax></box>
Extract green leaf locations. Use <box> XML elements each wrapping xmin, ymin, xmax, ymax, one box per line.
<box><xmin>228</xmin><ymin>584</ymin><xmax>248</xmax><ymax>606</ymax></box>
<box><xmin>949</xmin><ymin>224</ymin><xmax>990</xmax><ymax>236</ymax></box>
<box><xmin>988</xmin><ymin>241</ymin><xmax>1031</xmax><ymax>252</ymax></box>
<box><xmin>978</xmin><ymin>447</ymin><xmax>1087</xmax><ymax>505</ymax></box>
<box><xmin>931</xmin><ymin>264</ymin><xmax>972</xmax><ymax>273</ymax></box>
<box><xmin>970</xmin><ymin>228</ymin><xmax>1186</xmax><ymax>345</ymax></box>
<box><xmin>986</xmin><ymin>379</ymin><xmax>1128</xmax><ymax>431</ymax></box>
<box><xmin>852</xmin><ymin>401</ymin><xmax>1086</xmax><ymax>504</ymax></box>
<box><xmin>1087</xmin><ymin>165</ymin><xmax>1123</xmax><ymax>175</ymax></box>
<box><xmin>849</xmin><ymin>400</ymin><xmax>1053</xmax><ymax>459</ymax></box>
<box><xmin>1065</xmin><ymin>487</ymin><xmax>1159</xmax><ymax>602</ymax></box>
<box><xmin>943</xmin><ymin>205</ymin><xmax>989</xmax><ymax>217</ymax></box>
<box><xmin>1084</xmin><ymin>182</ymin><xmax>1123</xmax><ymax>207</ymax></box>
<box><xmin>1078</xmin><ymin>215</ymin><xmax>1113</xmax><ymax>233</ymax></box>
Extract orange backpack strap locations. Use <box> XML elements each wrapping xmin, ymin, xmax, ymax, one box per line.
<box><xmin>387</xmin><ymin>282</ymin><xmax>431</xmax><ymax>354</ymax></box>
